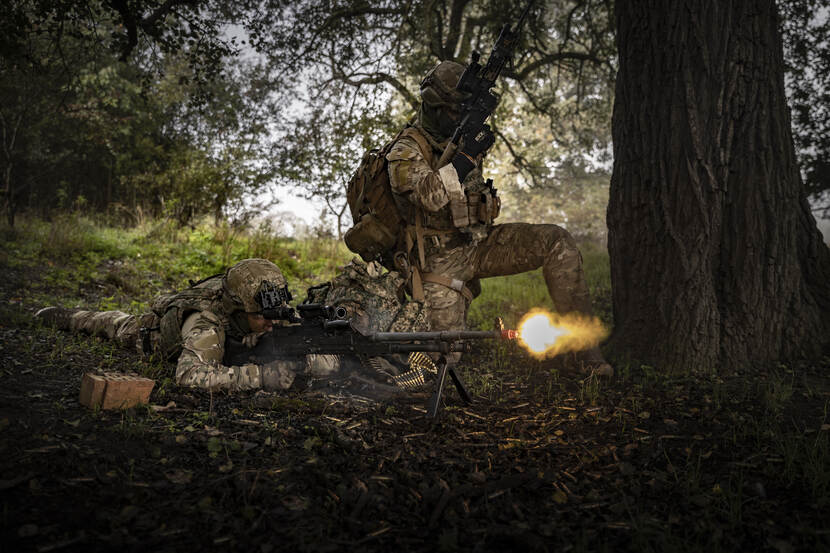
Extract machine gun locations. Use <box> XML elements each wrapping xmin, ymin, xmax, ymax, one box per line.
<box><xmin>438</xmin><ymin>0</ymin><xmax>534</xmax><ymax>167</ymax></box>
<box><xmin>224</xmin><ymin>302</ymin><xmax>518</xmax><ymax>417</ymax></box>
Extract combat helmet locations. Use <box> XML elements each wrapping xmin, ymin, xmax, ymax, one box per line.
<box><xmin>222</xmin><ymin>258</ymin><xmax>290</xmax><ymax>313</ymax></box>
<box><xmin>418</xmin><ymin>61</ymin><xmax>469</xmax><ymax>140</ymax></box>
<box><xmin>419</xmin><ymin>60</ymin><xmax>467</xmax><ymax>108</ymax></box>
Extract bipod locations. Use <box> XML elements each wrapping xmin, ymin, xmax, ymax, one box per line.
<box><xmin>426</xmin><ymin>355</ymin><xmax>472</xmax><ymax>418</ymax></box>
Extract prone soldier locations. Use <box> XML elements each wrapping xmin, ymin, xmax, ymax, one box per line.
<box><xmin>35</xmin><ymin>258</ymin><xmax>431</xmax><ymax>394</ymax></box>
<box><xmin>35</xmin><ymin>259</ymin><xmax>332</xmax><ymax>392</ymax></box>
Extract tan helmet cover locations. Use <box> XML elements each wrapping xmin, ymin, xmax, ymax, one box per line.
<box><xmin>222</xmin><ymin>258</ymin><xmax>288</xmax><ymax>313</ymax></box>
<box><xmin>420</xmin><ymin>61</ymin><xmax>468</xmax><ymax>108</ymax></box>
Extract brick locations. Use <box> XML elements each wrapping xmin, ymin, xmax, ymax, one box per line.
<box><xmin>79</xmin><ymin>372</ymin><xmax>155</xmax><ymax>410</ymax></box>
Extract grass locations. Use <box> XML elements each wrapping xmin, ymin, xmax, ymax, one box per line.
<box><xmin>5</xmin><ymin>212</ymin><xmax>830</xmax><ymax>547</ymax></box>
<box><xmin>3</xmin><ymin>212</ymin><xmax>610</xmax><ymax>329</ymax></box>
<box><xmin>2</xmin><ymin>213</ymin><xmax>354</xmax><ymax>314</ymax></box>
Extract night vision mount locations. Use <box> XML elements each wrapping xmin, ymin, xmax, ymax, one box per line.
<box><xmin>257</xmin><ymin>281</ymin><xmax>295</xmax><ymax>321</ymax></box>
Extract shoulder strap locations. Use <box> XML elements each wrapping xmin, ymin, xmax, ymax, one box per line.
<box><xmin>188</xmin><ymin>272</ymin><xmax>224</xmax><ymax>288</ymax></box>
<box><xmin>399</xmin><ymin>127</ymin><xmax>436</xmax><ymax>169</ymax></box>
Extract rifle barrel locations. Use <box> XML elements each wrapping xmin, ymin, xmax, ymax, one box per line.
<box><xmin>369</xmin><ymin>330</ymin><xmax>516</xmax><ymax>341</ymax></box>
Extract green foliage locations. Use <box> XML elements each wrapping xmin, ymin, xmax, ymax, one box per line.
<box><xmin>1</xmin><ymin>4</ymin><xmax>279</xmax><ymax>227</ymax></box>
<box><xmin>2</xmin><ymin>214</ymin><xmax>353</xmax><ymax>313</ymax></box>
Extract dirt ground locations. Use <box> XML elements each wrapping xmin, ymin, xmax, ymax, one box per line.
<box><xmin>1</xmin><ymin>260</ymin><xmax>829</xmax><ymax>553</ymax></box>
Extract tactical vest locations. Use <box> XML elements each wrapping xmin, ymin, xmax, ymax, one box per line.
<box><xmin>344</xmin><ymin>126</ymin><xmax>500</xmax><ymax>302</ymax></box>
<box><xmin>149</xmin><ymin>276</ymin><xmax>226</xmax><ymax>360</ymax></box>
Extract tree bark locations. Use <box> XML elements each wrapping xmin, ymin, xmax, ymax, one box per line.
<box><xmin>607</xmin><ymin>0</ymin><xmax>830</xmax><ymax>371</ymax></box>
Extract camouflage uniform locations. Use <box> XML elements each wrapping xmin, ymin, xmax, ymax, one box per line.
<box><xmin>388</xmin><ymin>134</ymin><xmax>592</xmax><ymax>330</ymax></box>
<box><xmin>39</xmin><ymin>259</ymin><xmax>293</xmax><ymax>392</ymax></box>
<box><xmin>319</xmin><ymin>258</ymin><xmax>429</xmax><ymax>334</ymax></box>
<box><xmin>37</xmin><ymin>258</ymin><xmax>432</xmax><ymax>393</ymax></box>
<box><xmin>386</xmin><ymin>61</ymin><xmax>608</xmax><ymax>373</ymax></box>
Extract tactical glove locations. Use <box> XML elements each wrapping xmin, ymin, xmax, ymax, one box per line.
<box><xmin>451</xmin><ymin>124</ymin><xmax>496</xmax><ymax>181</ymax></box>
<box><xmin>260</xmin><ymin>360</ymin><xmax>299</xmax><ymax>391</ymax></box>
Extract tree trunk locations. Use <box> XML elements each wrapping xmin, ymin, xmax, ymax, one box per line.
<box><xmin>607</xmin><ymin>0</ymin><xmax>830</xmax><ymax>371</ymax></box>
<box><xmin>3</xmin><ymin>163</ymin><xmax>14</xmax><ymax>228</ymax></box>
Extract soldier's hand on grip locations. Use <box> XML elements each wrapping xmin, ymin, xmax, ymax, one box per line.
<box><xmin>452</xmin><ymin>124</ymin><xmax>496</xmax><ymax>181</ymax></box>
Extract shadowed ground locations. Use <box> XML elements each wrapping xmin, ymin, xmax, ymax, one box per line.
<box><xmin>1</xmin><ymin>255</ymin><xmax>829</xmax><ymax>552</ymax></box>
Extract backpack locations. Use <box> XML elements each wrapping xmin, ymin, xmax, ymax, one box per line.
<box><xmin>344</xmin><ymin>128</ymin><xmax>433</xmax><ymax>268</ymax></box>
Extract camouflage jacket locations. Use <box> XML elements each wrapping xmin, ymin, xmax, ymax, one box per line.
<box><xmin>171</xmin><ymin>259</ymin><xmax>429</xmax><ymax>392</ymax></box>
<box><xmin>149</xmin><ymin>277</ymin><xmax>266</xmax><ymax>392</ymax></box>
<box><xmin>386</xmin><ymin>126</ymin><xmax>491</xmax><ymax>233</ymax></box>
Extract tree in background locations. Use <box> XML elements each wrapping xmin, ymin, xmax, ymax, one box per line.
<box><xmin>779</xmin><ymin>0</ymin><xmax>830</xmax><ymax>217</ymax></box>
<box><xmin>0</xmin><ymin>1</ymin><xmax>278</xmax><ymax>227</ymax></box>
<box><xmin>607</xmin><ymin>0</ymin><xmax>830</xmax><ymax>371</ymax></box>
<box><xmin>251</xmin><ymin>0</ymin><xmax>617</xmax><ymax>240</ymax></box>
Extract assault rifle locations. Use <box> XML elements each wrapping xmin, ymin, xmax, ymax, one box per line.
<box><xmin>438</xmin><ymin>0</ymin><xmax>534</xmax><ymax>167</ymax></box>
<box><xmin>224</xmin><ymin>302</ymin><xmax>518</xmax><ymax>417</ymax></box>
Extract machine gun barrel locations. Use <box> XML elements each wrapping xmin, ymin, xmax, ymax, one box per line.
<box><xmin>370</xmin><ymin>329</ymin><xmax>517</xmax><ymax>342</ymax></box>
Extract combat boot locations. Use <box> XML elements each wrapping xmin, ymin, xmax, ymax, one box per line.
<box><xmin>34</xmin><ymin>307</ymin><xmax>81</xmax><ymax>330</ymax></box>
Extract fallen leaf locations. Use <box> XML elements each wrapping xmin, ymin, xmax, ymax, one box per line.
<box><xmin>165</xmin><ymin>469</ymin><xmax>193</xmax><ymax>484</ymax></box>
<box><xmin>303</xmin><ymin>437</ymin><xmax>322</xmax><ymax>451</ymax></box>
<box><xmin>768</xmin><ymin>538</ymin><xmax>794</xmax><ymax>553</ymax></box>
<box><xmin>283</xmin><ymin>496</ymin><xmax>310</xmax><ymax>511</ymax></box>
<box><xmin>552</xmin><ymin>490</ymin><xmax>567</xmax><ymax>504</ymax></box>
<box><xmin>207</xmin><ymin>437</ymin><xmax>223</xmax><ymax>456</ymax></box>
<box><xmin>469</xmin><ymin>471</ymin><xmax>486</xmax><ymax>484</ymax></box>
<box><xmin>120</xmin><ymin>505</ymin><xmax>140</xmax><ymax>521</ymax></box>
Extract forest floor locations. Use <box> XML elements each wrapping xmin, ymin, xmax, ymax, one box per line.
<box><xmin>2</xmin><ymin>248</ymin><xmax>830</xmax><ymax>552</ymax></box>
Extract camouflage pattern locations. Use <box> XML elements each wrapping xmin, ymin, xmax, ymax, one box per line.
<box><xmin>66</xmin><ymin>307</ymin><xmax>266</xmax><ymax>391</ymax></box>
<box><xmin>322</xmin><ymin>258</ymin><xmax>429</xmax><ymax>334</ymax></box>
<box><xmin>175</xmin><ymin>311</ymin><xmax>263</xmax><ymax>391</ymax></box>
<box><xmin>222</xmin><ymin>258</ymin><xmax>288</xmax><ymax>313</ymax></box>
<box><xmin>419</xmin><ymin>61</ymin><xmax>467</xmax><ymax>109</ymax></box>
<box><xmin>59</xmin><ymin>258</ymin><xmax>432</xmax><ymax>394</ymax></box>
<box><xmin>386</xmin><ymin>123</ymin><xmax>594</xmax><ymax>334</ymax></box>
<box><xmin>68</xmin><ymin>309</ymin><xmax>144</xmax><ymax>350</ymax></box>
<box><xmin>387</xmin><ymin>132</ymin><xmax>491</xmax><ymax>234</ymax></box>
<box><xmin>421</xmin><ymin>223</ymin><xmax>593</xmax><ymax>331</ymax></box>
<box><xmin>63</xmin><ymin>259</ymin><xmax>297</xmax><ymax>393</ymax></box>
<box><xmin>418</xmin><ymin>61</ymin><xmax>468</xmax><ymax>141</ymax></box>
<box><xmin>151</xmin><ymin>277</ymin><xmax>226</xmax><ymax>360</ymax></box>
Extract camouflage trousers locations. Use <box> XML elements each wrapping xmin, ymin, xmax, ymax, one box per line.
<box><xmin>68</xmin><ymin>310</ymin><xmax>157</xmax><ymax>355</ymax></box>
<box><xmin>421</xmin><ymin>223</ymin><xmax>593</xmax><ymax>330</ymax></box>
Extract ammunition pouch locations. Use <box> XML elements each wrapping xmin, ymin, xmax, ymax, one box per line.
<box><xmin>343</xmin><ymin>213</ymin><xmax>398</xmax><ymax>264</ymax></box>
<box><xmin>452</xmin><ymin>189</ymin><xmax>500</xmax><ymax>228</ymax></box>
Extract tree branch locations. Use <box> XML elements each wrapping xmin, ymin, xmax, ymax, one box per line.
<box><xmin>332</xmin><ymin>68</ymin><xmax>420</xmax><ymax>111</ymax></box>
<box><xmin>511</xmin><ymin>51</ymin><xmax>603</xmax><ymax>81</ymax></box>
<box><xmin>492</xmin><ymin>124</ymin><xmax>544</xmax><ymax>188</ymax></box>
<box><xmin>444</xmin><ymin>0</ymin><xmax>472</xmax><ymax>59</ymax></box>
